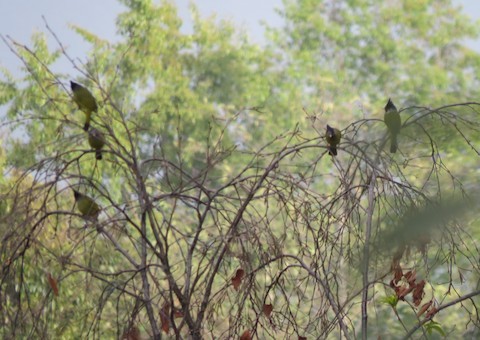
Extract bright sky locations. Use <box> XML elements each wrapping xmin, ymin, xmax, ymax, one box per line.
<box><xmin>0</xmin><ymin>0</ymin><xmax>478</xmax><ymax>78</ymax></box>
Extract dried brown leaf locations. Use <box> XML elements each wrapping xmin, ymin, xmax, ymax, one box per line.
<box><xmin>404</xmin><ymin>270</ymin><xmax>416</xmax><ymax>286</ymax></box>
<box><xmin>232</xmin><ymin>269</ymin><xmax>245</xmax><ymax>291</ymax></box>
<box><xmin>47</xmin><ymin>273</ymin><xmax>59</xmax><ymax>297</ymax></box>
<box><xmin>397</xmin><ymin>285</ymin><xmax>415</xmax><ymax>300</ymax></box>
<box><xmin>122</xmin><ymin>326</ymin><xmax>140</xmax><ymax>340</ymax></box>
<box><xmin>425</xmin><ymin>306</ymin><xmax>438</xmax><ymax>319</ymax></box>
<box><xmin>160</xmin><ymin>303</ymin><xmax>170</xmax><ymax>334</ymax></box>
<box><xmin>263</xmin><ymin>303</ymin><xmax>273</xmax><ymax>318</ymax></box>
<box><xmin>240</xmin><ymin>330</ymin><xmax>251</xmax><ymax>340</ymax></box>
<box><xmin>413</xmin><ymin>280</ymin><xmax>426</xmax><ymax>306</ymax></box>
<box><xmin>417</xmin><ymin>300</ymin><xmax>433</xmax><ymax>317</ymax></box>
<box><xmin>393</xmin><ymin>266</ymin><xmax>403</xmax><ymax>284</ymax></box>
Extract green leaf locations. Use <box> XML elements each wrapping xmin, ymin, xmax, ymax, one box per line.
<box><xmin>424</xmin><ymin>320</ymin><xmax>446</xmax><ymax>336</ymax></box>
<box><xmin>379</xmin><ymin>294</ymin><xmax>398</xmax><ymax>308</ymax></box>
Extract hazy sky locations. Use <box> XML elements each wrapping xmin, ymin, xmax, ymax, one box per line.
<box><xmin>0</xmin><ymin>0</ymin><xmax>478</xmax><ymax>78</ymax></box>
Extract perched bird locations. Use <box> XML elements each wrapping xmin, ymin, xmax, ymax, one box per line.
<box><xmin>70</xmin><ymin>81</ymin><xmax>98</xmax><ymax>131</ymax></box>
<box><xmin>72</xmin><ymin>189</ymin><xmax>101</xmax><ymax>219</ymax></box>
<box><xmin>88</xmin><ymin>128</ymin><xmax>106</xmax><ymax>160</ymax></box>
<box><xmin>384</xmin><ymin>98</ymin><xmax>401</xmax><ymax>153</ymax></box>
<box><xmin>325</xmin><ymin>125</ymin><xmax>342</xmax><ymax>156</ymax></box>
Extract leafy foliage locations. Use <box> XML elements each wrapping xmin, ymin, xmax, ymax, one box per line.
<box><xmin>2</xmin><ymin>0</ymin><xmax>480</xmax><ymax>338</ymax></box>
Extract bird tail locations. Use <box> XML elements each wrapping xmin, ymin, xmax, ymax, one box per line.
<box><xmin>390</xmin><ymin>134</ymin><xmax>398</xmax><ymax>153</ymax></box>
<box><xmin>83</xmin><ymin>112</ymin><xmax>91</xmax><ymax>131</ymax></box>
<box><xmin>328</xmin><ymin>146</ymin><xmax>338</xmax><ymax>156</ymax></box>
<box><xmin>96</xmin><ymin>150</ymin><xmax>102</xmax><ymax>160</ymax></box>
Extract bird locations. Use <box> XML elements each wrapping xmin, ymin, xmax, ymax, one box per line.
<box><xmin>70</xmin><ymin>81</ymin><xmax>98</xmax><ymax>131</ymax></box>
<box><xmin>325</xmin><ymin>125</ymin><xmax>342</xmax><ymax>156</ymax></box>
<box><xmin>88</xmin><ymin>128</ymin><xmax>106</xmax><ymax>160</ymax></box>
<box><xmin>72</xmin><ymin>189</ymin><xmax>101</xmax><ymax>219</ymax></box>
<box><xmin>384</xmin><ymin>98</ymin><xmax>401</xmax><ymax>153</ymax></box>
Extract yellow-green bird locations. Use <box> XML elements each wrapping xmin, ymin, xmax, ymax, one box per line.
<box><xmin>72</xmin><ymin>189</ymin><xmax>101</xmax><ymax>219</ymax></box>
<box><xmin>384</xmin><ymin>98</ymin><xmax>401</xmax><ymax>153</ymax></box>
<box><xmin>70</xmin><ymin>81</ymin><xmax>98</xmax><ymax>131</ymax></box>
<box><xmin>325</xmin><ymin>125</ymin><xmax>342</xmax><ymax>156</ymax></box>
<box><xmin>88</xmin><ymin>128</ymin><xmax>106</xmax><ymax>160</ymax></box>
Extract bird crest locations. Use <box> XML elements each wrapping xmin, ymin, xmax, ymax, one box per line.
<box><xmin>326</xmin><ymin>124</ymin><xmax>335</xmax><ymax>138</ymax></box>
<box><xmin>72</xmin><ymin>189</ymin><xmax>81</xmax><ymax>200</ymax></box>
<box><xmin>70</xmin><ymin>81</ymin><xmax>80</xmax><ymax>91</ymax></box>
<box><xmin>385</xmin><ymin>98</ymin><xmax>397</xmax><ymax>113</ymax></box>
